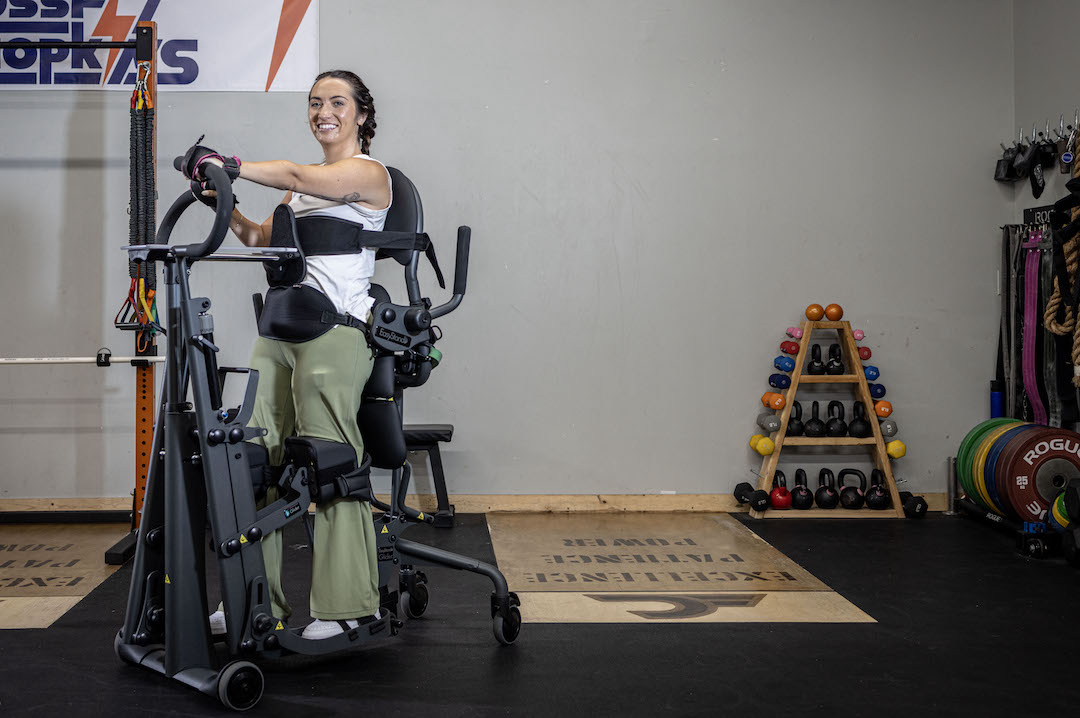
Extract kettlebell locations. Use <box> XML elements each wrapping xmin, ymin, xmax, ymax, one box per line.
<box><xmin>790</xmin><ymin>468</ymin><xmax>814</xmax><ymax>509</ymax></box>
<box><xmin>866</xmin><ymin>469</ymin><xmax>890</xmax><ymax>509</ymax></box>
<box><xmin>807</xmin><ymin>344</ymin><xmax>826</xmax><ymax>375</ymax></box>
<box><xmin>804</xmin><ymin>401</ymin><xmax>826</xmax><ymax>437</ymax></box>
<box><xmin>837</xmin><ymin>468</ymin><xmax>867</xmax><ymax>510</ymax></box>
<box><xmin>826</xmin><ymin>343</ymin><xmax>844</xmax><ymax>375</ymax></box>
<box><xmin>825</xmin><ymin>401</ymin><xmax>848</xmax><ymax>437</ymax></box>
<box><xmin>787</xmin><ymin>402</ymin><xmax>805</xmax><ymax>437</ymax></box>
<box><xmin>879</xmin><ymin>418</ymin><xmax>898</xmax><ymax>437</ymax></box>
<box><xmin>770</xmin><ymin>471</ymin><xmax>792</xmax><ymax>509</ymax></box>
<box><xmin>815</xmin><ymin>468</ymin><xmax>839</xmax><ymax>509</ymax></box>
<box><xmin>848</xmin><ymin>402</ymin><xmax>872</xmax><ymax>438</ymax></box>
<box><xmin>769</xmin><ymin>373</ymin><xmax>792</xmax><ymax>389</ymax></box>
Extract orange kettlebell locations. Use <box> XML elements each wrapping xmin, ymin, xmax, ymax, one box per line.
<box><xmin>805</xmin><ymin>304</ymin><xmax>825</xmax><ymax>321</ymax></box>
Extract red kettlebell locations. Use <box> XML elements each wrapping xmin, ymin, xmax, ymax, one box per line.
<box><xmin>780</xmin><ymin>341</ymin><xmax>800</xmax><ymax>355</ymax></box>
<box><xmin>770</xmin><ymin>470</ymin><xmax>792</xmax><ymax>509</ymax></box>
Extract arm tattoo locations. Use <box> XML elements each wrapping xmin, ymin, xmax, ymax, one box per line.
<box><xmin>341</xmin><ymin>192</ymin><xmax>363</xmax><ymax>203</ymax></box>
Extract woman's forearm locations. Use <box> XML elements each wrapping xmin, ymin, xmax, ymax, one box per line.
<box><xmin>238</xmin><ymin>160</ymin><xmax>300</xmax><ymax>193</ymax></box>
<box><xmin>230</xmin><ymin>208</ymin><xmax>268</xmax><ymax>247</ymax></box>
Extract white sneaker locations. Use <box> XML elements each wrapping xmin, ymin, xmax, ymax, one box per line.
<box><xmin>301</xmin><ymin>610</ymin><xmax>381</xmax><ymax>640</ymax></box>
<box><xmin>209</xmin><ymin>610</ymin><xmax>227</xmax><ymax>635</ymax></box>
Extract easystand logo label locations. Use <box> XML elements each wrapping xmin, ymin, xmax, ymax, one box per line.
<box><xmin>0</xmin><ymin>0</ymin><xmax>199</xmax><ymax>86</ymax></box>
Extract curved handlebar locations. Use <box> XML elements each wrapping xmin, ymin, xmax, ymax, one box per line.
<box><xmin>156</xmin><ymin>160</ymin><xmax>234</xmax><ymax>258</ymax></box>
<box><xmin>429</xmin><ymin>226</ymin><xmax>470</xmax><ymax>320</ymax></box>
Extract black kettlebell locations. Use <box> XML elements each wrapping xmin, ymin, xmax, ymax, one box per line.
<box><xmin>848</xmin><ymin>402</ymin><xmax>872</xmax><ymax>438</ymax></box>
<box><xmin>807</xmin><ymin>344</ymin><xmax>826</xmax><ymax>375</ymax></box>
<box><xmin>838</xmin><ymin>468</ymin><xmax>867</xmax><ymax>510</ymax></box>
<box><xmin>866</xmin><ymin>469</ymin><xmax>890</xmax><ymax>509</ymax></box>
<box><xmin>825</xmin><ymin>401</ymin><xmax>848</xmax><ymax>437</ymax></box>
<box><xmin>804</xmin><ymin>401</ymin><xmax>826</xmax><ymax>437</ymax></box>
<box><xmin>815</xmin><ymin>468</ymin><xmax>839</xmax><ymax>509</ymax></box>
<box><xmin>787</xmin><ymin>401</ymin><xmax>804</xmax><ymax>437</ymax></box>
<box><xmin>791</xmin><ymin>468</ymin><xmax>814</xmax><ymax>509</ymax></box>
<box><xmin>826</xmin><ymin>343</ymin><xmax>844</xmax><ymax>375</ymax></box>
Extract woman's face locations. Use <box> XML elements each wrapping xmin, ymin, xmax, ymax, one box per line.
<box><xmin>308</xmin><ymin>77</ymin><xmax>364</xmax><ymax>148</ymax></box>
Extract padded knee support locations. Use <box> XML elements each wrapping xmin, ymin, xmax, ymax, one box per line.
<box><xmin>357</xmin><ymin>352</ymin><xmax>407</xmax><ymax>469</ymax></box>
<box><xmin>243</xmin><ymin>442</ymin><xmax>273</xmax><ymax>500</ymax></box>
<box><xmin>283</xmin><ymin>436</ymin><xmax>373</xmax><ymax>504</ymax></box>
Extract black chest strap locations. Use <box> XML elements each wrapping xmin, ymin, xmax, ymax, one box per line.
<box><xmin>297</xmin><ymin>217</ymin><xmax>445</xmax><ymax>289</ymax></box>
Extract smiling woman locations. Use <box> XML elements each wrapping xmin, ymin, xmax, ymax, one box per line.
<box><xmin>184</xmin><ymin>69</ymin><xmax>394</xmax><ymax>642</ymax></box>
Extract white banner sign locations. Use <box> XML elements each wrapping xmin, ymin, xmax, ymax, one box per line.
<box><xmin>0</xmin><ymin>0</ymin><xmax>319</xmax><ymax>91</ymax></box>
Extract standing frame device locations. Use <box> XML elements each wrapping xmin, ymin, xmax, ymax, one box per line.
<box><xmin>114</xmin><ymin>160</ymin><xmax>520</xmax><ymax>711</ymax></box>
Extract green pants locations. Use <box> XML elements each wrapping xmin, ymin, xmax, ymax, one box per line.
<box><xmin>249</xmin><ymin>325</ymin><xmax>380</xmax><ymax>621</ymax></box>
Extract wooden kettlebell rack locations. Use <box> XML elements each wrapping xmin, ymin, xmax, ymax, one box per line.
<box><xmin>750</xmin><ymin>320</ymin><xmax>905</xmax><ymax>519</ymax></box>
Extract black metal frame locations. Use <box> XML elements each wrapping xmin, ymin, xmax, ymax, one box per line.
<box><xmin>113</xmin><ymin>165</ymin><xmax>519</xmax><ymax>710</ymax></box>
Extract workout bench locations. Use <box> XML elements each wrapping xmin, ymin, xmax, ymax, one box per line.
<box><xmin>404</xmin><ymin>423</ymin><xmax>455</xmax><ymax>527</ymax></box>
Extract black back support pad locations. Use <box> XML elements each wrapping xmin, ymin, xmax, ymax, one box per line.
<box><xmin>385</xmin><ymin>167</ymin><xmax>423</xmax><ymax>234</ymax></box>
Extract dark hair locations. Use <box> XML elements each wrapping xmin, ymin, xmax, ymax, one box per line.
<box><xmin>311</xmin><ymin>70</ymin><xmax>376</xmax><ymax>155</ymax></box>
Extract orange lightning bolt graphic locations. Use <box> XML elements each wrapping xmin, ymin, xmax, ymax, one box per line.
<box><xmin>266</xmin><ymin>0</ymin><xmax>313</xmax><ymax>91</ymax></box>
<box><xmin>91</xmin><ymin>0</ymin><xmax>137</xmax><ymax>85</ymax></box>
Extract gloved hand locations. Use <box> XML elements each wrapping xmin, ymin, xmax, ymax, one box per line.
<box><xmin>178</xmin><ymin>134</ymin><xmax>241</xmax><ymax>182</ymax></box>
<box><xmin>193</xmin><ymin>184</ymin><xmax>238</xmax><ymax>211</ymax></box>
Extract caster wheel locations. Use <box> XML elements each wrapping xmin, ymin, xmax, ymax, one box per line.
<box><xmin>399</xmin><ymin>582</ymin><xmax>429</xmax><ymax>619</ymax></box>
<box><xmin>493</xmin><ymin>605</ymin><xmax>521</xmax><ymax>646</ymax></box>
<box><xmin>1024</xmin><ymin>538</ymin><xmax>1047</xmax><ymax>559</ymax></box>
<box><xmin>217</xmin><ymin>660</ymin><xmax>263</xmax><ymax>712</ymax></box>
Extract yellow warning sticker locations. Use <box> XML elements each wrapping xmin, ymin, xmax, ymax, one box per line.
<box><xmin>380</xmin><ymin>526</ymin><xmax>389</xmax><ymax>534</ymax></box>
<box><xmin>165</xmin><ymin>575</ymin><xmax>171</xmax><ymax>584</ymax></box>
<box><xmin>276</xmin><ymin>620</ymin><xmax>284</xmax><ymax>631</ymax></box>
<box><xmin>240</xmin><ymin>535</ymin><xmax>248</xmax><ymax>544</ymax></box>
<box><xmin>418</xmin><ymin>512</ymin><xmax>425</xmax><ymax>520</ymax></box>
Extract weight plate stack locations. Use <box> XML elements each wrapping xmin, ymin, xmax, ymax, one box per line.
<box><xmin>956</xmin><ymin>419</ymin><xmax>1019</xmax><ymax>510</ymax></box>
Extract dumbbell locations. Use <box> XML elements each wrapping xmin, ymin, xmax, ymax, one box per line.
<box><xmin>898</xmin><ymin>491</ymin><xmax>927</xmax><ymax>519</ymax></box>
<box><xmin>787</xmin><ymin>401</ymin><xmax>804</xmax><ymax>436</ymax></box>
<box><xmin>863</xmin><ymin>365</ymin><xmax>880</xmax><ymax>381</ymax></box>
<box><xmin>847</xmin><ymin>403</ymin><xmax>872</xmax><ymax>438</ymax></box>
<box><xmin>774</xmin><ymin>355</ymin><xmax>796</xmax><ymax>372</ymax></box>
<box><xmin>879</xmin><ymin>418</ymin><xmax>898</xmax><ymax>437</ymax></box>
<box><xmin>770</xmin><ymin>471</ymin><xmax>792</xmax><ymax>509</ymax></box>
<box><xmin>886</xmin><ymin>440</ymin><xmax>907</xmax><ymax>459</ymax></box>
<box><xmin>769</xmin><ymin>373</ymin><xmax>792</xmax><ymax>389</ymax></box>
<box><xmin>780</xmin><ymin>341</ymin><xmax>800</xmax><ymax>355</ymax></box>
<box><xmin>734</xmin><ymin>482</ymin><xmax>769</xmax><ymax>512</ymax></box>
<box><xmin>838</xmin><ymin>468</ymin><xmax>867</xmax><ymax>509</ymax></box>
<box><xmin>826</xmin><ymin>344</ymin><xmax>844</xmax><ymax>375</ymax></box>
<box><xmin>761</xmin><ymin>392</ymin><xmax>786</xmax><ymax>410</ymax></box>
<box><xmin>852</xmin><ymin>329</ymin><xmax>865</xmax><ymax>341</ymax></box>
<box><xmin>858</xmin><ymin>346</ymin><xmax>872</xmax><ymax>360</ymax></box>
<box><xmin>865</xmin><ymin>469</ymin><xmax>890</xmax><ymax>509</ymax></box>
<box><xmin>786</xmin><ymin>327</ymin><xmax>804</xmax><ymax>339</ymax></box>
<box><xmin>807</xmin><ymin>344</ymin><xmax>826</xmax><ymax>375</ymax></box>
<box><xmin>825</xmin><ymin>401</ymin><xmax>848</xmax><ymax>437</ymax></box>
<box><xmin>869</xmin><ymin>383</ymin><xmax>886</xmax><ymax>399</ymax></box>
<box><xmin>749</xmin><ymin>434</ymin><xmax>775</xmax><ymax>456</ymax></box>
<box><xmin>757</xmin><ymin>412</ymin><xmax>782</xmax><ymax>433</ymax></box>
<box><xmin>815</xmin><ymin>468</ymin><xmax>839</xmax><ymax>509</ymax></box>
<box><xmin>804</xmin><ymin>401</ymin><xmax>826</xmax><ymax>437</ymax></box>
<box><xmin>790</xmin><ymin>469</ymin><xmax>814</xmax><ymax>509</ymax></box>
<box><xmin>874</xmin><ymin>400</ymin><xmax>893</xmax><ymax>418</ymax></box>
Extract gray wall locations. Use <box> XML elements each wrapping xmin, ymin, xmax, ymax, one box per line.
<box><xmin>0</xmin><ymin>1</ymin><xmax>1016</xmax><ymax>501</ymax></box>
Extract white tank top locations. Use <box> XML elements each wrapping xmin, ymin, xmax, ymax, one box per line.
<box><xmin>288</xmin><ymin>154</ymin><xmax>391</xmax><ymax>321</ymax></box>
